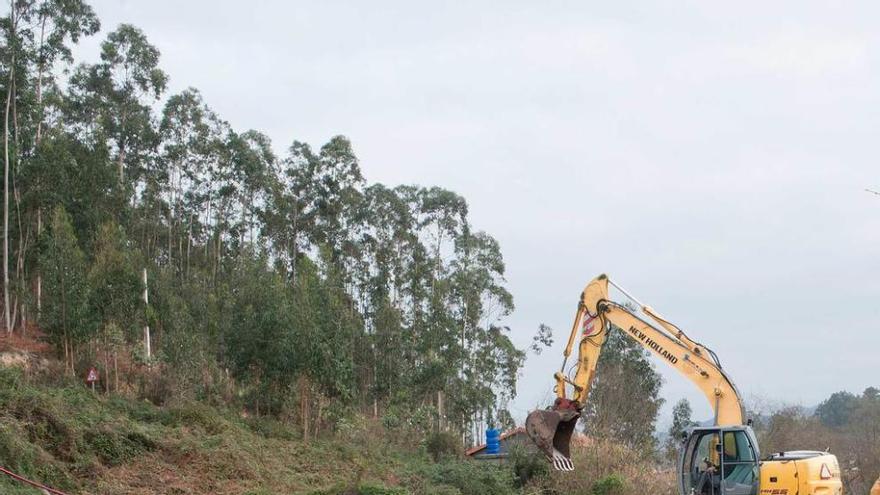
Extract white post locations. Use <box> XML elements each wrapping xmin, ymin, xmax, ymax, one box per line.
<box><xmin>143</xmin><ymin>268</ymin><xmax>151</xmax><ymax>360</ymax></box>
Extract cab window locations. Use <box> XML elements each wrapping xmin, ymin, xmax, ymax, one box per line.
<box><xmin>722</xmin><ymin>431</ymin><xmax>755</xmax><ymax>462</ymax></box>
<box><xmin>720</xmin><ymin>430</ymin><xmax>758</xmax><ymax>495</ymax></box>
<box><xmin>696</xmin><ymin>433</ymin><xmax>718</xmax><ymax>461</ymax></box>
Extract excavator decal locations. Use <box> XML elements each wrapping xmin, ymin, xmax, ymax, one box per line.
<box><xmin>626</xmin><ymin>325</ymin><xmax>678</xmax><ymax>364</ymax></box>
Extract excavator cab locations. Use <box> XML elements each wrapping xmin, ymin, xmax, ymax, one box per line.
<box><xmin>680</xmin><ymin>426</ymin><xmax>760</xmax><ymax>495</ymax></box>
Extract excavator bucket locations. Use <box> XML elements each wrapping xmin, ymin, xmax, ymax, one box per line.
<box><xmin>525</xmin><ymin>400</ymin><xmax>580</xmax><ymax>471</ymax></box>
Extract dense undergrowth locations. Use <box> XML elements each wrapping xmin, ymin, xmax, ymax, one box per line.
<box><xmin>0</xmin><ymin>365</ymin><xmax>673</xmax><ymax>494</ymax></box>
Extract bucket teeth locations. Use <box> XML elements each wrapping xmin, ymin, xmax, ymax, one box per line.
<box><xmin>525</xmin><ymin>406</ymin><xmax>579</xmax><ymax>472</ymax></box>
<box><xmin>551</xmin><ymin>450</ymin><xmax>574</xmax><ymax>471</ymax></box>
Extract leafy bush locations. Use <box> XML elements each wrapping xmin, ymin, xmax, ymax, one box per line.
<box><xmin>422</xmin><ymin>486</ymin><xmax>461</xmax><ymax>495</ymax></box>
<box><xmin>244</xmin><ymin>415</ymin><xmax>297</xmax><ymax>440</ymax></box>
<box><xmin>508</xmin><ymin>445</ymin><xmax>549</xmax><ymax>487</ymax></box>
<box><xmin>425</xmin><ymin>431</ymin><xmax>462</xmax><ymax>462</ymax></box>
<box><xmin>163</xmin><ymin>401</ymin><xmax>228</xmax><ymax>434</ymax></box>
<box><xmin>84</xmin><ymin>427</ymin><xmax>157</xmax><ymax>466</ymax></box>
<box><xmin>306</xmin><ymin>484</ymin><xmax>408</xmax><ymax>495</ymax></box>
<box><xmin>357</xmin><ymin>483</ymin><xmax>409</xmax><ymax>495</ymax></box>
<box><xmin>423</xmin><ymin>461</ymin><xmax>516</xmax><ymax>495</ymax></box>
<box><xmin>592</xmin><ymin>474</ymin><xmax>626</xmax><ymax>495</ymax></box>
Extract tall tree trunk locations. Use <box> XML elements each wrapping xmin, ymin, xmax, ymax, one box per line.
<box><xmin>34</xmin><ymin>16</ymin><xmax>46</xmax><ymax>320</ymax></box>
<box><xmin>114</xmin><ymin>351</ymin><xmax>119</xmax><ymax>392</ymax></box>
<box><xmin>63</xmin><ymin>335</ymin><xmax>69</xmax><ymax>372</ymax></box>
<box><xmin>117</xmin><ymin>135</ymin><xmax>126</xmax><ymax>183</ymax></box>
<box><xmin>36</xmin><ymin>208</ymin><xmax>41</xmax><ymax>317</ymax></box>
<box><xmin>9</xmin><ymin>294</ymin><xmax>16</xmax><ymax>331</ymax></box>
<box><xmin>103</xmin><ymin>348</ymin><xmax>111</xmax><ymax>393</ymax></box>
<box><xmin>300</xmin><ymin>377</ymin><xmax>310</xmax><ymax>442</ymax></box>
<box><xmin>60</xmin><ymin>269</ymin><xmax>70</xmax><ymax>373</ymax></box>
<box><xmin>35</xmin><ymin>16</ymin><xmax>46</xmax><ymax>144</ymax></box>
<box><xmin>437</xmin><ymin>390</ymin><xmax>444</xmax><ymax>431</ymax></box>
<box><xmin>186</xmin><ymin>213</ymin><xmax>193</xmax><ymax>276</ymax></box>
<box><xmin>168</xmin><ymin>165</ymin><xmax>174</xmax><ymax>267</ymax></box>
<box><xmin>3</xmin><ymin>21</ymin><xmax>14</xmax><ymax>334</ymax></box>
<box><xmin>143</xmin><ymin>268</ymin><xmax>151</xmax><ymax>360</ymax></box>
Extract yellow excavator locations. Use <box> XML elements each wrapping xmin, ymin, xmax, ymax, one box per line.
<box><xmin>872</xmin><ymin>476</ymin><xmax>880</xmax><ymax>495</ymax></box>
<box><xmin>526</xmin><ymin>274</ymin><xmax>843</xmax><ymax>495</ymax></box>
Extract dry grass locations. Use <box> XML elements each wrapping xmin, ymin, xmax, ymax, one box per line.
<box><xmin>524</xmin><ymin>439</ymin><xmax>676</xmax><ymax>495</ymax></box>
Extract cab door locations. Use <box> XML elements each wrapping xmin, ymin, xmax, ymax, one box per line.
<box><xmin>681</xmin><ymin>430</ymin><xmax>722</xmax><ymax>494</ymax></box>
<box><xmin>719</xmin><ymin>430</ymin><xmax>759</xmax><ymax>495</ymax></box>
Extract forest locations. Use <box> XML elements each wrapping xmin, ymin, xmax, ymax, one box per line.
<box><xmin>0</xmin><ymin>0</ymin><xmax>524</xmax><ymax>445</ymax></box>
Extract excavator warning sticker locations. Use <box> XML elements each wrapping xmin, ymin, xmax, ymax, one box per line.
<box><xmin>627</xmin><ymin>326</ymin><xmax>678</xmax><ymax>365</ymax></box>
<box><xmin>582</xmin><ymin>315</ymin><xmax>597</xmax><ymax>336</ymax></box>
<box><xmin>760</xmin><ymin>490</ymin><xmax>789</xmax><ymax>494</ymax></box>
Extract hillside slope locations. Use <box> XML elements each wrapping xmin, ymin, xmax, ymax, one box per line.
<box><xmin>0</xmin><ymin>363</ymin><xmax>482</xmax><ymax>495</ymax></box>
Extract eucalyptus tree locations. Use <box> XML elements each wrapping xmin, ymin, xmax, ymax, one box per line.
<box><xmin>23</xmin><ymin>0</ymin><xmax>99</xmax><ymax>323</ymax></box>
<box><xmin>87</xmin><ymin>221</ymin><xmax>143</xmax><ymax>389</ymax></box>
<box><xmin>0</xmin><ymin>0</ymin><xmax>98</xmax><ymax>331</ymax></box>
<box><xmin>0</xmin><ymin>0</ymin><xmax>37</xmax><ymax>333</ymax></box>
<box><xmin>292</xmin><ymin>136</ymin><xmax>364</xmax><ymax>269</ymax></box>
<box><xmin>260</xmin><ymin>140</ymin><xmax>318</xmax><ymax>282</ymax></box>
<box><xmin>411</xmin><ymin>186</ymin><xmax>468</xmax><ymax>426</ymax></box>
<box><xmin>355</xmin><ymin>184</ymin><xmax>420</xmax><ymax>414</ymax></box>
<box><xmin>66</xmin><ymin>23</ymin><xmax>166</xmax><ymax>189</ymax></box>
<box><xmin>666</xmin><ymin>399</ymin><xmax>696</xmax><ymax>462</ymax></box>
<box><xmin>262</xmin><ymin>148</ymin><xmax>309</xmax><ymax>281</ymax></box>
<box><xmin>445</xmin><ymin>229</ymin><xmax>516</xmax><ymax>427</ymax></box>
<box><xmin>158</xmin><ymin>88</ymin><xmax>225</xmax><ymax>271</ymax></box>
<box><xmin>227</xmin><ymin>130</ymin><xmax>275</xmax><ymax>253</ymax></box>
<box><xmin>200</xmin><ymin>128</ymin><xmax>274</xmax><ymax>277</ymax></box>
<box><xmin>39</xmin><ymin>205</ymin><xmax>89</xmax><ymax>373</ymax></box>
<box><xmin>416</xmin><ymin>187</ymin><xmax>468</xmax><ymax>280</ymax></box>
<box><xmin>223</xmin><ymin>253</ymin><xmax>300</xmax><ymax>415</ymax></box>
<box><xmin>29</xmin><ymin>0</ymin><xmax>100</xmax><ymax>143</ymax></box>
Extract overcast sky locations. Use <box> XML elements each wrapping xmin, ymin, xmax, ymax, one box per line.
<box><xmin>74</xmin><ymin>1</ymin><xmax>879</xmax><ymax>426</ymax></box>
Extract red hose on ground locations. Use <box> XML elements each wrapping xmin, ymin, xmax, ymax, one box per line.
<box><xmin>0</xmin><ymin>465</ymin><xmax>71</xmax><ymax>495</ymax></box>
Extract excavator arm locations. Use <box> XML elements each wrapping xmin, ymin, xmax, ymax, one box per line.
<box><xmin>526</xmin><ymin>274</ymin><xmax>744</xmax><ymax>470</ymax></box>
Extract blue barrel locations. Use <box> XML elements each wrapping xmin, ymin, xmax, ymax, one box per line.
<box><xmin>486</xmin><ymin>428</ymin><xmax>501</xmax><ymax>454</ymax></box>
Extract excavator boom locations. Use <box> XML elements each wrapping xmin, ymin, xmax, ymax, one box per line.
<box><xmin>526</xmin><ymin>274</ymin><xmax>743</xmax><ymax>468</ymax></box>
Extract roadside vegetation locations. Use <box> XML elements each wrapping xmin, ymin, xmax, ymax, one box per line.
<box><xmin>0</xmin><ymin>364</ymin><xmax>517</xmax><ymax>494</ymax></box>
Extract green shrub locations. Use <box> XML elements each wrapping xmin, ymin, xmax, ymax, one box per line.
<box><xmin>245</xmin><ymin>416</ymin><xmax>297</xmax><ymax>440</ymax></box>
<box><xmin>305</xmin><ymin>484</ymin><xmax>408</xmax><ymax>495</ymax></box>
<box><xmin>357</xmin><ymin>483</ymin><xmax>409</xmax><ymax>495</ymax></box>
<box><xmin>592</xmin><ymin>473</ymin><xmax>626</xmax><ymax>495</ymax></box>
<box><xmin>110</xmin><ymin>395</ymin><xmax>169</xmax><ymax>424</ymax></box>
<box><xmin>422</xmin><ymin>486</ymin><xmax>461</xmax><ymax>495</ymax></box>
<box><xmin>163</xmin><ymin>401</ymin><xmax>228</xmax><ymax>434</ymax></box>
<box><xmin>425</xmin><ymin>431</ymin><xmax>462</xmax><ymax>462</ymax></box>
<box><xmin>0</xmin><ymin>422</ymin><xmax>37</xmax><ymax>469</ymax></box>
<box><xmin>84</xmin><ymin>427</ymin><xmax>157</xmax><ymax>466</ymax></box>
<box><xmin>8</xmin><ymin>393</ymin><xmax>77</xmax><ymax>462</ymax></box>
<box><xmin>508</xmin><ymin>445</ymin><xmax>549</xmax><ymax>487</ymax></box>
<box><xmin>424</xmin><ymin>461</ymin><xmax>516</xmax><ymax>495</ymax></box>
